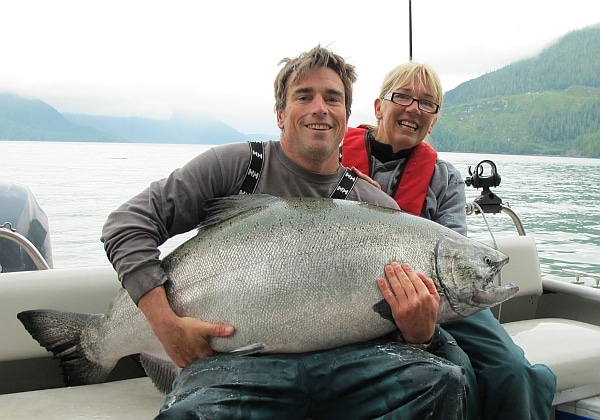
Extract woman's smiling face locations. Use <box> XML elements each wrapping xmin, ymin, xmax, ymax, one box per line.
<box><xmin>374</xmin><ymin>79</ymin><xmax>439</xmax><ymax>153</ymax></box>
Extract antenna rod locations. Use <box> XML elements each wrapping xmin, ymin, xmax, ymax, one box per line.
<box><xmin>409</xmin><ymin>0</ymin><xmax>413</xmax><ymax>60</ymax></box>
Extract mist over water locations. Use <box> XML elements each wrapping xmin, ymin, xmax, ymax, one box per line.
<box><xmin>2</xmin><ymin>141</ymin><xmax>599</xmax><ymax>278</ymax></box>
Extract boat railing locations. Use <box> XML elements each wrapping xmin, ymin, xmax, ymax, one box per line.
<box><xmin>464</xmin><ymin>159</ymin><xmax>526</xmax><ymax>236</ymax></box>
<box><xmin>0</xmin><ymin>223</ymin><xmax>50</xmax><ymax>271</ymax></box>
<box><xmin>466</xmin><ymin>201</ymin><xmax>527</xmax><ymax>237</ymax></box>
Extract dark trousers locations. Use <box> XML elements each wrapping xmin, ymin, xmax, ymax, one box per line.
<box><xmin>441</xmin><ymin>309</ymin><xmax>557</xmax><ymax>420</ymax></box>
<box><xmin>155</xmin><ymin>340</ymin><xmax>467</xmax><ymax>420</ymax></box>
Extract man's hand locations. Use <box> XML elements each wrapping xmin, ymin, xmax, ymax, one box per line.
<box><xmin>377</xmin><ymin>262</ymin><xmax>439</xmax><ymax>344</ymax></box>
<box><xmin>137</xmin><ymin>286</ymin><xmax>235</xmax><ymax>367</ymax></box>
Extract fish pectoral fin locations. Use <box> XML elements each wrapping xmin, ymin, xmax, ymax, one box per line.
<box><xmin>140</xmin><ymin>353</ymin><xmax>181</xmax><ymax>394</ymax></box>
<box><xmin>229</xmin><ymin>343</ymin><xmax>266</xmax><ymax>355</ymax></box>
<box><xmin>372</xmin><ymin>299</ymin><xmax>395</xmax><ymax>324</ymax></box>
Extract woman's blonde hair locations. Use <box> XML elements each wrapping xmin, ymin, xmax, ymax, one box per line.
<box><xmin>378</xmin><ymin>61</ymin><xmax>443</xmax><ymax>110</ymax></box>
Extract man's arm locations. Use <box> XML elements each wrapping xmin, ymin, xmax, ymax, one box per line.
<box><xmin>102</xmin><ymin>143</ymin><xmax>251</xmax><ymax>365</ymax></box>
<box><xmin>138</xmin><ymin>286</ymin><xmax>235</xmax><ymax>367</ymax></box>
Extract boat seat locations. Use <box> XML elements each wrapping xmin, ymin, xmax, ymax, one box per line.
<box><xmin>0</xmin><ymin>266</ymin><xmax>122</xmax><ymax>362</ymax></box>
<box><xmin>491</xmin><ymin>236</ymin><xmax>600</xmax><ymax>405</ymax></box>
<box><xmin>482</xmin><ymin>235</ymin><xmax>543</xmax><ymax>299</ymax></box>
<box><xmin>504</xmin><ymin>318</ymin><xmax>600</xmax><ymax>405</ymax></box>
<box><xmin>0</xmin><ymin>267</ymin><xmax>166</xmax><ymax>418</ymax></box>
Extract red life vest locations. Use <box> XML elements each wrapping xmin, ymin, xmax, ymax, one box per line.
<box><xmin>341</xmin><ymin>125</ymin><xmax>438</xmax><ymax>216</ymax></box>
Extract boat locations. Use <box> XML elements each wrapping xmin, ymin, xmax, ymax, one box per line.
<box><xmin>1</xmin><ymin>160</ymin><xmax>600</xmax><ymax>419</ymax></box>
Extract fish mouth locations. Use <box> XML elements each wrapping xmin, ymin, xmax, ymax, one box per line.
<box><xmin>471</xmin><ymin>256</ymin><xmax>517</xmax><ymax>305</ymax></box>
<box><xmin>473</xmin><ymin>282</ymin><xmax>519</xmax><ymax>304</ymax></box>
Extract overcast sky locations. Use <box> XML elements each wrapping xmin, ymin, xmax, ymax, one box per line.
<box><xmin>2</xmin><ymin>0</ymin><xmax>599</xmax><ymax>135</ymax></box>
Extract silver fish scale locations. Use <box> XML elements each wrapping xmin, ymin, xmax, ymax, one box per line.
<box><xmin>158</xmin><ymin>196</ymin><xmax>509</xmax><ymax>354</ymax></box>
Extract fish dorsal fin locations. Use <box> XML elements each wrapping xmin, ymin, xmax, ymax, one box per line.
<box><xmin>140</xmin><ymin>353</ymin><xmax>181</xmax><ymax>394</ymax></box>
<box><xmin>198</xmin><ymin>194</ymin><xmax>279</xmax><ymax>230</ymax></box>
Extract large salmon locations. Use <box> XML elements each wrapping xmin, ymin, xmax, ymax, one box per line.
<box><xmin>18</xmin><ymin>194</ymin><xmax>514</xmax><ymax>393</ymax></box>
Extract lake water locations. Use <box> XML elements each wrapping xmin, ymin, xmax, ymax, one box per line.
<box><xmin>1</xmin><ymin>140</ymin><xmax>599</xmax><ymax>278</ymax></box>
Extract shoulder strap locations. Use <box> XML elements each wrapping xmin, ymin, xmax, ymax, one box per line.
<box><xmin>239</xmin><ymin>141</ymin><xmax>264</xmax><ymax>195</ymax></box>
<box><xmin>330</xmin><ymin>168</ymin><xmax>358</xmax><ymax>199</ymax></box>
<box><xmin>239</xmin><ymin>140</ymin><xmax>356</xmax><ymax>199</ymax></box>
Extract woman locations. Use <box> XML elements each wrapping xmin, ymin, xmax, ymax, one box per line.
<box><xmin>341</xmin><ymin>62</ymin><xmax>556</xmax><ymax>420</ymax></box>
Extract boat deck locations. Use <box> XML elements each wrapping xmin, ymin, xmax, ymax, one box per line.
<box><xmin>0</xmin><ymin>377</ymin><xmax>163</xmax><ymax>419</ymax></box>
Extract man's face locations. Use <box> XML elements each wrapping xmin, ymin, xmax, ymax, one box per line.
<box><xmin>277</xmin><ymin>67</ymin><xmax>348</xmax><ymax>174</ymax></box>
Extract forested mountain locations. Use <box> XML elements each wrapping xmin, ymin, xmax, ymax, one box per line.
<box><xmin>444</xmin><ymin>25</ymin><xmax>600</xmax><ymax>104</ymax></box>
<box><xmin>0</xmin><ymin>93</ymin><xmax>123</xmax><ymax>143</ymax></box>
<box><xmin>1</xmin><ymin>24</ymin><xmax>599</xmax><ymax>155</ymax></box>
<box><xmin>433</xmin><ymin>24</ymin><xmax>600</xmax><ymax>157</ymax></box>
<box><xmin>0</xmin><ymin>94</ymin><xmax>269</xmax><ymax>145</ymax></box>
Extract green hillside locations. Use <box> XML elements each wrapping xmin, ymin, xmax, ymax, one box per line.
<box><xmin>433</xmin><ymin>24</ymin><xmax>600</xmax><ymax>157</ymax></box>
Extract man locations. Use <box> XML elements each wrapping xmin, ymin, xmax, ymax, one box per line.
<box><xmin>102</xmin><ymin>46</ymin><xmax>466</xmax><ymax>419</ymax></box>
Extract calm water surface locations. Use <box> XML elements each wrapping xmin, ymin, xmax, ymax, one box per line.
<box><xmin>1</xmin><ymin>141</ymin><xmax>599</xmax><ymax>278</ymax></box>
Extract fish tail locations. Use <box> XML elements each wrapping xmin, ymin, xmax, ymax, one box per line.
<box><xmin>17</xmin><ymin>309</ymin><xmax>115</xmax><ymax>386</ymax></box>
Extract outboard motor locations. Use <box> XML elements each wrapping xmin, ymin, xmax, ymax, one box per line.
<box><xmin>0</xmin><ymin>181</ymin><xmax>53</xmax><ymax>272</ymax></box>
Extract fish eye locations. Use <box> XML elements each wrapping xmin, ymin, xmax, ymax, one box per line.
<box><xmin>484</xmin><ymin>255</ymin><xmax>493</xmax><ymax>266</ymax></box>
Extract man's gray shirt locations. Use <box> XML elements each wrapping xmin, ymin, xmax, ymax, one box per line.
<box><xmin>102</xmin><ymin>141</ymin><xmax>399</xmax><ymax>303</ymax></box>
